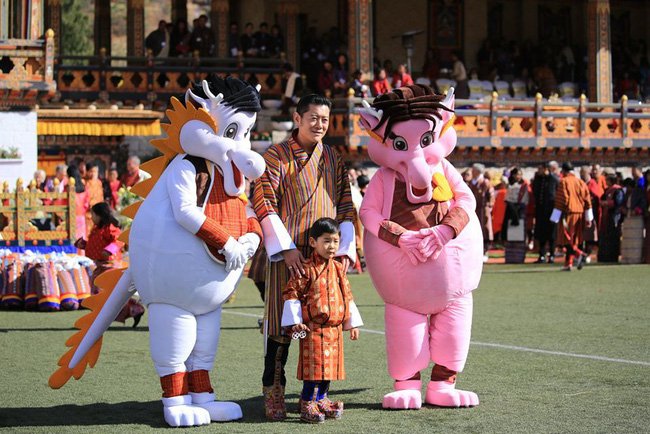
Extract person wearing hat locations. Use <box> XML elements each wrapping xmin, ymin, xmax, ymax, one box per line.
<box><xmin>550</xmin><ymin>162</ymin><xmax>593</xmax><ymax>270</ymax></box>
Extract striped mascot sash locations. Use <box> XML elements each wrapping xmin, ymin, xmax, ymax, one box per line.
<box><xmin>58</xmin><ymin>268</ymin><xmax>79</xmax><ymax>311</ymax></box>
<box><xmin>1</xmin><ymin>258</ymin><xmax>24</xmax><ymax>309</ymax></box>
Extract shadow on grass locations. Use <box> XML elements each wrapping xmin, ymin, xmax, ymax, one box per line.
<box><xmin>0</xmin><ymin>401</ymin><xmax>167</xmax><ymax>428</ymax></box>
<box><xmin>0</xmin><ymin>388</ymin><xmax>374</xmax><ymax>428</ymax></box>
<box><xmin>0</xmin><ymin>326</ymin><xmax>150</xmax><ymax>333</ymax></box>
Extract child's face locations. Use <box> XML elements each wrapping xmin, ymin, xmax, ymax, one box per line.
<box><xmin>91</xmin><ymin>210</ymin><xmax>100</xmax><ymax>225</ymax></box>
<box><xmin>309</xmin><ymin>232</ymin><xmax>340</xmax><ymax>259</ymax></box>
<box><xmin>109</xmin><ymin>170</ymin><xmax>118</xmax><ymax>182</ymax></box>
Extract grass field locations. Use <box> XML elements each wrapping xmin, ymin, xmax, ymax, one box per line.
<box><xmin>1</xmin><ymin>263</ymin><xmax>649</xmax><ymax>433</ymax></box>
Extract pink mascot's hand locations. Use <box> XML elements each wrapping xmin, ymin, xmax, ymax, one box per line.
<box><xmin>398</xmin><ymin>230</ymin><xmax>427</xmax><ymax>265</ymax></box>
<box><xmin>418</xmin><ymin>225</ymin><xmax>454</xmax><ymax>260</ymax></box>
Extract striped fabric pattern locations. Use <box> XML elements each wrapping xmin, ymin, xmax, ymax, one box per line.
<box><xmin>253</xmin><ymin>135</ymin><xmax>355</xmax><ymax>337</ymax></box>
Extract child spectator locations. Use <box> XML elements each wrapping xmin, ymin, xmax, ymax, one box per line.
<box><xmin>392</xmin><ymin>63</ymin><xmax>414</xmax><ymax>88</ymax></box>
<box><xmin>75</xmin><ymin>202</ymin><xmax>145</xmax><ymax>326</ymax></box>
<box><xmin>107</xmin><ymin>168</ymin><xmax>120</xmax><ymax>209</ymax></box>
<box><xmin>281</xmin><ymin>218</ymin><xmax>363</xmax><ymax>424</ymax></box>
<box><xmin>372</xmin><ymin>67</ymin><xmax>391</xmax><ymax>96</ymax></box>
<box><xmin>67</xmin><ymin>165</ymin><xmax>90</xmax><ymax>239</ymax></box>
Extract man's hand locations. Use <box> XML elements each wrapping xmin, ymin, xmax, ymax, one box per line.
<box><xmin>291</xmin><ymin>323</ymin><xmax>310</xmax><ymax>333</ymax></box>
<box><xmin>283</xmin><ymin>249</ymin><xmax>306</xmax><ymax>279</ymax></box>
<box><xmin>349</xmin><ymin>328</ymin><xmax>359</xmax><ymax>340</ymax></box>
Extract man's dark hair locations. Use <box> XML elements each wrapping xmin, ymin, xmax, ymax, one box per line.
<box><xmin>191</xmin><ymin>74</ymin><xmax>261</xmax><ymax>113</ymax></box>
<box><xmin>199</xmin><ymin>14</ymin><xmax>208</xmax><ymax>21</ymax></box>
<box><xmin>260</xmin><ymin>22</ymin><xmax>268</xmax><ymax>29</ymax></box>
<box><xmin>245</xmin><ymin>22</ymin><xmax>253</xmax><ymax>28</ymax></box>
<box><xmin>296</xmin><ymin>94</ymin><xmax>331</xmax><ymax>116</ymax></box>
<box><xmin>357</xmin><ymin>174</ymin><xmax>370</xmax><ymax>189</ymax></box>
<box><xmin>282</xmin><ymin>63</ymin><xmax>294</xmax><ymax>72</ymax></box>
<box><xmin>86</xmin><ymin>162</ymin><xmax>97</xmax><ymax>171</ymax></box>
<box><xmin>562</xmin><ymin>162</ymin><xmax>574</xmax><ymax>172</ymax></box>
<box><xmin>310</xmin><ymin>218</ymin><xmax>340</xmax><ymax>239</ymax></box>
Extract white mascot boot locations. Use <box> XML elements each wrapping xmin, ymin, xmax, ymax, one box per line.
<box><xmin>162</xmin><ymin>395</ymin><xmax>211</xmax><ymax>427</ymax></box>
<box><xmin>190</xmin><ymin>392</ymin><xmax>243</xmax><ymax>422</ymax></box>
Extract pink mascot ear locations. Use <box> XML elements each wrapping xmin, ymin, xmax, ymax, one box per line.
<box><xmin>439</xmin><ymin>87</ymin><xmax>456</xmax><ymax>139</ymax></box>
<box><xmin>359</xmin><ymin>100</ymin><xmax>382</xmax><ymax>132</ymax></box>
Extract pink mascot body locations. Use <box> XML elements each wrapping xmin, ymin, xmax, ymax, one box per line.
<box><xmin>359</xmin><ymin>85</ymin><xmax>483</xmax><ymax>409</ymax></box>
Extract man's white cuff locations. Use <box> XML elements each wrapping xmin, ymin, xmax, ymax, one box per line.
<box><xmin>260</xmin><ymin>215</ymin><xmax>296</xmax><ymax>262</ymax></box>
<box><xmin>585</xmin><ymin>208</ymin><xmax>594</xmax><ymax>222</ymax></box>
<box><xmin>343</xmin><ymin>301</ymin><xmax>363</xmax><ymax>330</ymax></box>
<box><xmin>336</xmin><ymin>221</ymin><xmax>357</xmax><ymax>263</ymax></box>
<box><xmin>281</xmin><ymin>300</ymin><xmax>302</xmax><ymax>327</ymax></box>
<box><xmin>550</xmin><ymin>208</ymin><xmax>562</xmax><ymax>223</ymax></box>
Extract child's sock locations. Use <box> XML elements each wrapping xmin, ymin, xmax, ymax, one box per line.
<box><xmin>301</xmin><ymin>381</ymin><xmax>318</xmax><ymax>401</ymax></box>
<box><xmin>316</xmin><ymin>381</ymin><xmax>330</xmax><ymax>400</ymax></box>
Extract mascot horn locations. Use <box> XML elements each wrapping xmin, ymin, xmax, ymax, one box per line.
<box><xmin>49</xmin><ymin>75</ymin><xmax>266</xmax><ymax>427</ymax></box>
<box><xmin>358</xmin><ymin>85</ymin><xmax>484</xmax><ymax>409</ymax></box>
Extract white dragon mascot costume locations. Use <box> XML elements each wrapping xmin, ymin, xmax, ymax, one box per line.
<box><xmin>49</xmin><ymin>76</ymin><xmax>266</xmax><ymax>427</ymax></box>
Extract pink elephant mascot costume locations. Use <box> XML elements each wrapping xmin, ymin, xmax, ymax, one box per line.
<box><xmin>359</xmin><ymin>85</ymin><xmax>483</xmax><ymax>409</ymax></box>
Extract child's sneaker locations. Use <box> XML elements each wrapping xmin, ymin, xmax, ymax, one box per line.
<box><xmin>300</xmin><ymin>399</ymin><xmax>325</xmax><ymax>424</ymax></box>
<box><xmin>263</xmin><ymin>386</ymin><xmax>286</xmax><ymax>421</ymax></box>
<box><xmin>317</xmin><ymin>397</ymin><xmax>343</xmax><ymax>419</ymax></box>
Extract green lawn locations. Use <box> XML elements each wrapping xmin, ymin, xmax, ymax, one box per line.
<box><xmin>1</xmin><ymin>264</ymin><xmax>649</xmax><ymax>433</ymax></box>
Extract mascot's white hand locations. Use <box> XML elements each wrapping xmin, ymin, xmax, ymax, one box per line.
<box><xmin>238</xmin><ymin>233</ymin><xmax>261</xmax><ymax>260</ymax></box>
<box><xmin>418</xmin><ymin>225</ymin><xmax>454</xmax><ymax>260</ymax></box>
<box><xmin>398</xmin><ymin>230</ymin><xmax>427</xmax><ymax>265</ymax></box>
<box><xmin>221</xmin><ymin>237</ymin><xmax>248</xmax><ymax>272</ymax></box>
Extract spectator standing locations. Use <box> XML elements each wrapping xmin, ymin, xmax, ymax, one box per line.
<box><xmin>422</xmin><ymin>48</ymin><xmax>439</xmax><ymax>82</ymax></box>
<box><xmin>146</xmin><ymin>20</ymin><xmax>169</xmax><ymax>57</ymax></box>
<box><xmin>598</xmin><ymin>174</ymin><xmax>624</xmax><ymax>263</ymax></box>
<box><xmin>255</xmin><ymin>22</ymin><xmax>273</xmax><ymax>57</ymax></box>
<box><xmin>107</xmin><ymin>168</ymin><xmax>120</xmax><ymax>209</ymax></box>
<box><xmin>350</xmin><ymin>70</ymin><xmax>369</xmax><ymax>98</ymax></box>
<box><xmin>270</xmin><ymin>24</ymin><xmax>284</xmax><ymax>57</ymax></box>
<box><xmin>451</xmin><ymin>51</ymin><xmax>469</xmax><ymax>99</ymax></box>
<box><xmin>66</xmin><ymin>165</ymin><xmax>89</xmax><ymax>240</ymax></box>
<box><xmin>189</xmin><ymin>15</ymin><xmax>215</xmax><ymax>57</ymax></box>
<box><xmin>240</xmin><ymin>22</ymin><xmax>257</xmax><ymax>57</ymax></box>
<box><xmin>84</xmin><ymin>162</ymin><xmax>104</xmax><ymax>234</ymax></box>
<box><xmin>228</xmin><ymin>22</ymin><xmax>240</xmax><ymax>57</ymax></box>
<box><xmin>551</xmin><ymin>162</ymin><xmax>593</xmax><ymax>271</ymax></box>
<box><xmin>502</xmin><ymin>167</ymin><xmax>531</xmax><ymax>263</ymax></box>
<box><xmin>169</xmin><ymin>19</ymin><xmax>190</xmax><ymax>57</ymax></box>
<box><xmin>372</xmin><ymin>68</ymin><xmax>391</xmax><ymax>96</ymax></box>
<box><xmin>532</xmin><ymin>161</ymin><xmax>559</xmax><ymax>263</ymax></box>
<box><xmin>468</xmin><ymin>163</ymin><xmax>494</xmax><ymax>262</ymax></box>
<box><xmin>333</xmin><ymin>54</ymin><xmax>349</xmax><ymax>97</ymax></box>
<box><xmin>581</xmin><ymin>166</ymin><xmax>603</xmax><ymax>260</ymax></box>
<box><xmin>318</xmin><ymin>60</ymin><xmax>335</xmax><ymax>96</ymax></box>
<box><xmin>392</xmin><ymin>64</ymin><xmax>414</xmax><ymax>88</ymax></box>
<box><xmin>280</xmin><ymin>63</ymin><xmax>304</xmax><ymax>114</ymax></box>
<box><xmin>46</xmin><ymin>163</ymin><xmax>68</xmax><ymax>193</ymax></box>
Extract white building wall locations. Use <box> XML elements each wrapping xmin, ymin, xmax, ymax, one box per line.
<box><xmin>0</xmin><ymin>111</ymin><xmax>37</xmax><ymax>188</ymax></box>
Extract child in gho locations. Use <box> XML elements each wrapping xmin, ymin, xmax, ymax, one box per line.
<box><xmin>281</xmin><ymin>218</ymin><xmax>363</xmax><ymax>423</ymax></box>
<box><xmin>75</xmin><ymin>202</ymin><xmax>145</xmax><ymax>326</ymax></box>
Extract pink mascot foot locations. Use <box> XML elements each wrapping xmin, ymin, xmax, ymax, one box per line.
<box><xmin>425</xmin><ymin>381</ymin><xmax>479</xmax><ymax>408</ymax></box>
<box><xmin>382</xmin><ymin>380</ymin><xmax>422</xmax><ymax>410</ymax></box>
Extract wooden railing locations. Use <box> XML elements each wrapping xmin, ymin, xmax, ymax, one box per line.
<box><xmin>0</xmin><ymin>178</ymin><xmax>76</xmax><ymax>248</ymax></box>
<box><xmin>326</xmin><ymin>93</ymin><xmax>650</xmax><ymax>149</ymax></box>
<box><xmin>55</xmin><ymin>51</ymin><xmax>285</xmax><ymax>104</ymax></box>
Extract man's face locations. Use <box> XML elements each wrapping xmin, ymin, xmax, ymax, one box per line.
<box><xmin>88</xmin><ymin>167</ymin><xmax>99</xmax><ymax>180</ymax></box>
<box><xmin>591</xmin><ymin>164</ymin><xmax>600</xmax><ymax>179</ymax></box>
<box><xmin>230</xmin><ymin>24</ymin><xmax>237</xmax><ymax>34</ymax></box>
<box><xmin>126</xmin><ymin>159</ymin><xmax>138</xmax><ymax>173</ymax></box>
<box><xmin>294</xmin><ymin>104</ymin><xmax>330</xmax><ymax>144</ymax></box>
<box><xmin>472</xmin><ymin>168</ymin><xmax>481</xmax><ymax>179</ymax></box>
<box><xmin>398</xmin><ymin>65</ymin><xmax>406</xmax><ymax>75</ymax></box>
<box><xmin>246</xmin><ymin>25</ymin><xmax>253</xmax><ymax>34</ymax></box>
<box><xmin>379</xmin><ymin>69</ymin><xmax>386</xmax><ymax>79</ymax></box>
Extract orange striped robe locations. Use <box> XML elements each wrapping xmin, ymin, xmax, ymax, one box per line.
<box><xmin>252</xmin><ymin>135</ymin><xmax>355</xmax><ymax>337</ymax></box>
<box><xmin>554</xmin><ymin>173</ymin><xmax>592</xmax><ymax>246</ymax></box>
<box><xmin>283</xmin><ymin>253</ymin><xmax>353</xmax><ymax>381</ymax></box>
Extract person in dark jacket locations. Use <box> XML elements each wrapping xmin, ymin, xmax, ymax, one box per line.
<box><xmin>532</xmin><ymin>161</ymin><xmax>560</xmax><ymax>263</ymax></box>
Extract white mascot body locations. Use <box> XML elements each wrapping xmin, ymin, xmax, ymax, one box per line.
<box><xmin>49</xmin><ymin>76</ymin><xmax>266</xmax><ymax>427</ymax></box>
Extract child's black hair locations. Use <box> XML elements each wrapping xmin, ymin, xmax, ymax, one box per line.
<box><xmin>91</xmin><ymin>202</ymin><xmax>120</xmax><ymax>229</ymax></box>
<box><xmin>310</xmin><ymin>218</ymin><xmax>340</xmax><ymax>239</ymax></box>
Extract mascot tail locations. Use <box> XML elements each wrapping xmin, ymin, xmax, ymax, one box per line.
<box><xmin>49</xmin><ymin>97</ymin><xmax>209</xmax><ymax>388</ymax></box>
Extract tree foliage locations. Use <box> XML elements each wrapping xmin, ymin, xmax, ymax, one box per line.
<box><xmin>61</xmin><ymin>0</ymin><xmax>93</xmax><ymax>57</ymax></box>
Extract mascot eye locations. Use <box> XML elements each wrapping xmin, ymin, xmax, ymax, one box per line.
<box><xmin>392</xmin><ymin>136</ymin><xmax>408</xmax><ymax>151</ymax></box>
<box><xmin>224</xmin><ymin>123</ymin><xmax>238</xmax><ymax>139</ymax></box>
<box><xmin>420</xmin><ymin>131</ymin><xmax>433</xmax><ymax>147</ymax></box>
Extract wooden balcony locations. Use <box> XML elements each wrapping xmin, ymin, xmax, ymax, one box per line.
<box><xmin>0</xmin><ymin>30</ymin><xmax>56</xmax><ymax>107</ymax></box>
<box><xmin>54</xmin><ymin>52</ymin><xmax>285</xmax><ymax>107</ymax></box>
<box><xmin>326</xmin><ymin>93</ymin><xmax>650</xmax><ymax>164</ymax></box>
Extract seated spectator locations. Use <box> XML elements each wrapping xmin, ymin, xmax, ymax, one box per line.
<box><xmin>169</xmin><ymin>19</ymin><xmax>190</xmax><ymax>57</ymax></box>
<box><xmin>350</xmin><ymin>69</ymin><xmax>370</xmax><ymax>98</ymax></box>
<box><xmin>228</xmin><ymin>22</ymin><xmax>239</xmax><ymax>57</ymax></box>
<box><xmin>46</xmin><ymin>163</ymin><xmax>68</xmax><ymax>193</ymax></box>
<box><xmin>189</xmin><ymin>14</ymin><xmax>215</xmax><ymax>57</ymax></box>
<box><xmin>281</xmin><ymin>63</ymin><xmax>304</xmax><ymax>114</ymax></box>
<box><xmin>120</xmin><ymin>155</ymin><xmax>150</xmax><ymax>188</ymax></box>
<box><xmin>534</xmin><ymin>61</ymin><xmax>558</xmax><ymax>98</ymax></box>
<box><xmin>255</xmin><ymin>22</ymin><xmax>273</xmax><ymax>57</ymax></box>
<box><xmin>270</xmin><ymin>24</ymin><xmax>284</xmax><ymax>57</ymax></box>
<box><xmin>240</xmin><ymin>22</ymin><xmax>257</xmax><ymax>57</ymax></box>
<box><xmin>145</xmin><ymin>20</ymin><xmax>168</xmax><ymax>57</ymax></box>
<box><xmin>392</xmin><ymin>63</ymin><xmax>414</xmax><ymax>88</ymax></box>
<box><xmin>383</xmin><ymin>59</ymin><xmax>394</xmax><ymax>78</ymax></box>
<box><xmin>333</xmin><ymin>54</ymin><xmax>349</xmax><ymax>97</ymax></box>
<box><xmin>422</xmin><ymin>48</ymin><xmax>439</xmax><ymax>82</ymax></box>
<box><xmin>318</xmin><ymin>60</ymin><xmax>335</xmax><ymax>96</ymax></box>
<box><xmin>451</xmin><ymin>51</ymin><xmax>469</xmax><ymax>99</ymax></box>
<box><xmin>372</xmin><ymin>67</ymin><xmax>391</xmax><ymax>96</ymax></box>
<box><xmin>33</xmin><ymin>170</ymin><xmax>47</xmax><ymax>191</ymax></box>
